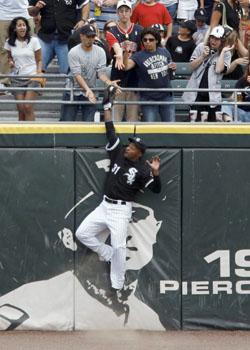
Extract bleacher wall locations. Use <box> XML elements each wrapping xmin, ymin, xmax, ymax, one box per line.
<box><xmin>0</xmin><ymin>123</ymin><xmax>250</xmax><ymax>331</ymax></box>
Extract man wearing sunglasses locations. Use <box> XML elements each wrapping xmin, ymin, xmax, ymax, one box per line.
<box><xmin>124</xmin><ymin>27</ymin><xmax>176</xmax><ymax>122</ymax></box>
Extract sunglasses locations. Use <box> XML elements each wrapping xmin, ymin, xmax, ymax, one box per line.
<box><xmin>143</xmin><ymin>37</ymin><xmax>155</xmax><ymax>42</ymax></box>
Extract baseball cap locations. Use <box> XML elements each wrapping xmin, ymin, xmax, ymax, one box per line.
<box><xmin>194</xmin><ymin>8</ymin><xmax>207</xmax><ymax>21</ymax></box>
<box><xmin>180</xmin><ymin>20</ymin><xmax>197</xmax><ymax>34</ymax></box>
<box><xmin>117</xmin><ymin>0</ymin><xmax>132</xmax><ymax>9</ymax></box>
<box><xmin>79</xmin><ymin>24</ymin><xmax>96</xmax><ymax>36</ymax></box>
<box><xmin>151</xmin><ymin>23</ymin><xmax>165</xmax><ymax>32</ymax></box>
<box><xmin>210</xmin><ymin>25</ymin><xmax>225</xmax><ymax>39</ymax></box>
<box><xmin>128</xmin><ymin>136</ymin><xmax>147</xmax><ymax>153</ymax></box>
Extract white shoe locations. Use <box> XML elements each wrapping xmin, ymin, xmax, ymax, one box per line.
<box><xmin>223</xmin><ymin>113</ymin><xmax>233</xmax><ymax>122</ymax></box>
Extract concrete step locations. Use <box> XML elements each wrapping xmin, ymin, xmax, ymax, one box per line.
<box><xmin>0</xmin><ymin>110</ymin><xmax>60</xmax><ymax>121</ymax></box>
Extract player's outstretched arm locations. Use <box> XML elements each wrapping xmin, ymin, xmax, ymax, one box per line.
<box><xmin>102</xmin><ymin>86</ymin><xmax>119</xmax><ymax>147</ymax></box>
<box><xmin>146</xmin><ymin>156</ymin><xmax>161</xmax><ymax>193</ymax></box>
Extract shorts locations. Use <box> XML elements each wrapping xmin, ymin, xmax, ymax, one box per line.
<box><xmin>10</xmin><ymin>78</ymin><xmax>41</xmax><ymax>96</ymax></box>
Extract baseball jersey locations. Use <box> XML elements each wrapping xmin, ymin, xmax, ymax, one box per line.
<box><xmin>106</xmin><ymin>23</ymin><xmax>142</xmax><ymax>87</ymax></box>
<box><xmin>104</xmin><ymin>121</ymin><xmax>161</xmax><ymax>201</ymax></box>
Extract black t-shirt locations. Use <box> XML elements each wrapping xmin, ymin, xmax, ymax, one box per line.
<box><xmin>235</xmin><ymin>78</ymin><xmax>250</xmax><ymax>111</ymax></box>
<box><xmin>222</xmin><ymin>51</ymin><xmax>243</xmax><ymax>80</ymax></box>
<box><xmin>166</xmin><ymin>35</ymin><xmax>196</xmax><ymax>62</ymax></box>
<box><xmin>213</xmin><ymin>0</ymin><xmax>242</xmax><ymax>32</ymax></box>
<box><xmin>29</xmin><ymin>0</ymin><xmax>86</xmax><ymax>42</ymax></box>
<box><xmin>104</xmin><ymin>121</ymin><xmax>161</xmax><ymax>201</ymax></box>
<box><xmin>108</xmin><ymin>24</ymin><xmax>142</xmax><ymax>88</ymax></box>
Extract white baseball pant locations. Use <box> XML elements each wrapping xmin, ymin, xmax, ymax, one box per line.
<box><xmin>76</xmin><ymin>197</ymin><xmax>132</xmax><ymax>289</ymax></box>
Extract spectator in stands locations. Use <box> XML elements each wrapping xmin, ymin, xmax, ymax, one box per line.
<box><xmin>60</xmin><ymin>24</ymin><xmax>119</xmax><ymax>121</ymax></box>
<box><xmin>183</xmin><ymin>25</ymin><xmax>232</xmax><ymax>122</ymax></box>
<box><xmin>131</xmin><ymin>0</ymin><xmax>173</xmax><ymax>41</ymax></box>
<box><xmin>210</xmin><ymin>0</ymin><xmax>242</xmax><ymax>33</ymax></box>
<box><xmin>222</xmin><ymin>63</ymin><xmax>250</xmax><ymax>121</ymax></box>
<box><xmin>28</xmin><ymin>0</ymin><xmax>90</xmax><ymax>74</ymax></box>
<box><xmin>223</xmin><ymin>29</ymin><xmax>248</xmax><ymax>79</ymax></box>
<box><xmin>103</xmin><ymin>19</ymin><xmax>117</xmax><ymax>36</ymax></box>
<box><xmin>89</xmin><ymin>0</ymin><xmax>118</xmax><ymax>31</ymax></box>
<box><xmin>105</xmin><ymin>0</ymin><xmax>142</xmax><ymax>121</ymax></box>
<box><xmin>4</xmin><ymin>17</ymin><xmax>43</xmax><ymax>121</ymax></box>
<box><xmin>68</xmin><ymin>18</ymin><xmax>112</xmax><ymax>65</ymax></box>
<box><xmin>177</xmin><ymin>0</ymin><xmax>199</xmax><ymax>21</ymax></box>
<box><xmin>158</xmin><ymin>0</ymin><xmax>178</xmax><ymax>20</ymax></box>
<box><xmin>199</xmin><ymin>0</ymin><xmax>217</xmax><ymax>24</ymax></box>
<box><xmin>124</xmin><ymin>27</ymin><xmax>176</xmax><ymax>122</ymax></box>
<box><xmin>166</xmin><ymin>20</ymin><xmax>197</xmax><ymax>62</ymax></box>
<box><xmin>151</xmin><ymin>23</ymin><xmax>169</xmax><ymax>47</ymax></box>
<box><xmin>0</xmin><ymin>0</ymin><xmax>34</xmax><ymax>93</ymax></box>
<box><xmin>193</xmin><ymin>8</ymin><xmax>209</xmax><ymax>45</ymax></box>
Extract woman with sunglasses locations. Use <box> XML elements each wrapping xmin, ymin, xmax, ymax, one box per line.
<box><xmin>124</xmin><ymin>27</ymin><xmax>176</xmax><ymax>122</ymax></box>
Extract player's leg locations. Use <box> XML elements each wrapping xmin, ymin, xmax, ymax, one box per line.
<box><xmin>107</xmin><ymin>203</ymin><xmax>132</xmax><ymax>289</ymax></box>
<box><xmin>75</xmin><ymin>202</ymin><xmax>113</xmax><ymax>261</ymax></box>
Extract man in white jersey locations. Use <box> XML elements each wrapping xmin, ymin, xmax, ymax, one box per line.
<box><xmin>0</xmin><ymin>0</ymin><xmax>34</xmax><ymax>90</ymax></box>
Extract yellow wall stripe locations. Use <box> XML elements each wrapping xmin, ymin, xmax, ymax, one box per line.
<box><xmin>0</xmin><ymin>123</ymin><xmax>249</xmax><ymax>135</ymax></box>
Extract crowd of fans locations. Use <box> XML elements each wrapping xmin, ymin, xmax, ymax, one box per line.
<box><xmin>0</xmin><ymin>0</ymin><xmax>250</xmax><ymax>122</ymax></box>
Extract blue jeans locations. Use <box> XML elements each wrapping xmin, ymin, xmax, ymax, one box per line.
<box><xmin>141</xmin><ymin>95</ymin><xmax>175</xmax><ymax>122</ymax></box>
<box><xmin>39</xmin><ymin>38</ymin><xmax>69</xmax><ymax>74</ymax></box>
<box><xmin>167</xmin><ymin>3</ymin><xmax>177</xmax><ymax>19</ymax></box>
<box><xmin>221</xmin><ymin>104</ymin><xmax>250</xmax><ymax>122</ymax></box>
<box><xmin>60</xmin><ymin>93</ymin><xmax>96</xmax><ymax>121</ymax></box>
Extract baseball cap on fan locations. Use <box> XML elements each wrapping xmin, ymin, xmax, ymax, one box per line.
<box><xmin>210</xmin><ymin>26</ymin><xmax>225</xmax><ymax>39</ymax></box>
<box><xmin>128</xmin><ymin>136</ymin><xmax>147</xmax><ymax>153</ymax></box>
<box><xmin>117</xmin><ymin>0</ymin><xmax>132</xmax><ymax>9</ymax></box>
<box><xmin>194</xmin><ymin>8</ymin><xmax>207</xmax><ymax>21</ymax></box>
<box><xmin>80</xmin><ymin>24</ymin><xmax>96</xmax><ymax>36</ymax></box>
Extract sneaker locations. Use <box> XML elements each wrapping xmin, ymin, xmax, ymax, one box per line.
<box><xmin>223</xmin><ymin>113</ymin><xmax>233</xmax><ymax>122</ymax></box>
<box><xmin>102</xmin><ymin>85</ymin><xmax>117</xmax><ymax>110</ymax></box>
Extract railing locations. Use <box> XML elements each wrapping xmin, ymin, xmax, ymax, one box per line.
<box><xmin>0</xmin><ymin>73</ymin><xmax>248</xmax><ymax>122</ymax></box>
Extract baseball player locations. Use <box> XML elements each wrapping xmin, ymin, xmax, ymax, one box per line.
<box><xmin>75</xmin><ymin>86</ymin><xmax>161</xmax><ymax>295</ymax></box>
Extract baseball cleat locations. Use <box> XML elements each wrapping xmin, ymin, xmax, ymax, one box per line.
<box><xmin>102</xmin><ymin>85</ymin><xmax>117</xmax><ymax>110</ymax></box>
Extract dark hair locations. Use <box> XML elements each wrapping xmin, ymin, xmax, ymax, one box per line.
<box><xmin>141</xmin><ymin>27</ymin><xmax>161</xmax><ymax>47</ymax></box>
<box><xmin>103</xmin><ymin>20</ymin><xmax>116</xmax><ymax>33</ymax></box>
<box><xmin>7</xmin><ymin>17</ymin><xmax>31</xmax><ymax>46</ymax></box>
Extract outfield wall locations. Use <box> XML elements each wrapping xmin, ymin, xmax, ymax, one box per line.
<box><xmin>0</xmin><ymin>123</ymin><xmax>250</xmax><ymax>331</ymax></box>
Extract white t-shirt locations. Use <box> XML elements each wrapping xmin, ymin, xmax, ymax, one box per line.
<box><xmin>4</xmin><ymin>37</ymin><xmax>41</xmax><ymax>76</ymax></box>
<box><xmin>178</xmin><ymin>0</ymin><xmax>198</xmax><ymax>10</ymax></box>
<box><xmin>0</xmin><ymin>0</ymin><xmax>30</xmax><ymax>20</ymax></box>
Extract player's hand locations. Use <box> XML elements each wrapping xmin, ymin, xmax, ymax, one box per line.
<box><xmin>35</xmin><ymin>1</ymin><xmax>46</xmax><ymax>9</ymax></box>
<box><xmin>146</xmin><ymin>156</ymin><xmax>160</xmax><ymax>176</ymax></box>
<box><xmin>86</xmin><ymin>88</ymin><xmax>96</xmax><ymax>103</ymax></box>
